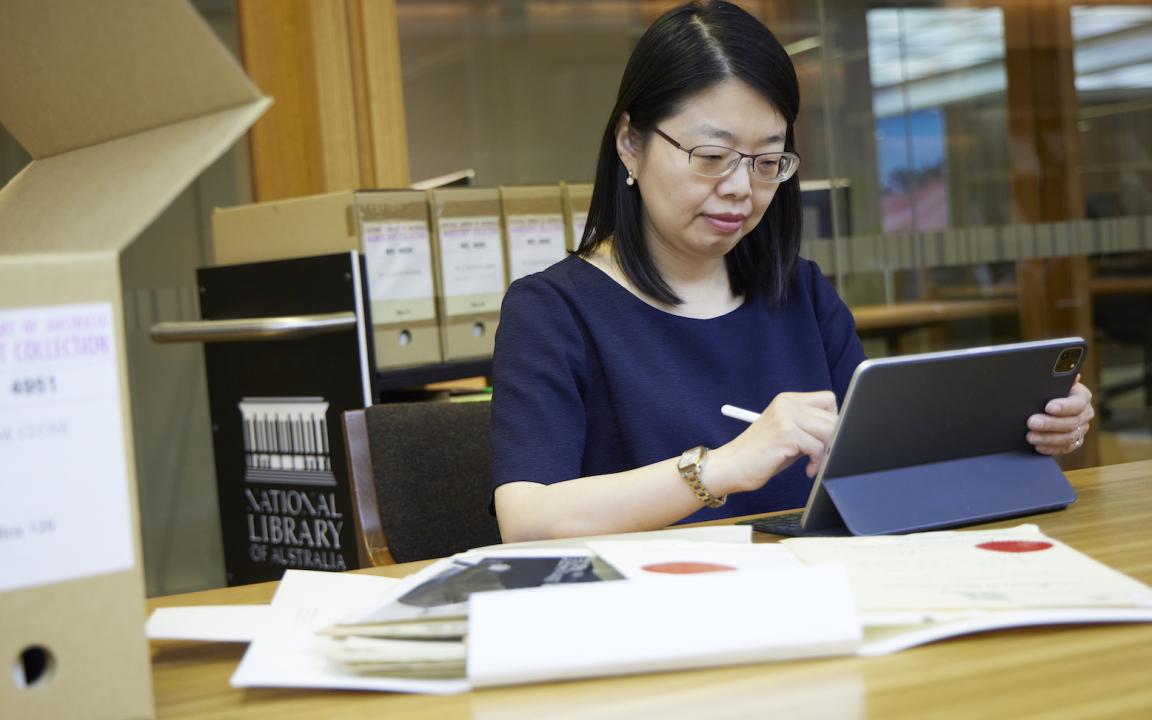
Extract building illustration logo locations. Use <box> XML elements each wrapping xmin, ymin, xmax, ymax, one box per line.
<box><xmin>237</xmin><ymin>396</ymin><xmax>347</xmax><ymax>572</ymax></box>
<box><xmin>238</xmin><ymin>397</ymin><xmax>336</xmax><ymax>487</ymax></box>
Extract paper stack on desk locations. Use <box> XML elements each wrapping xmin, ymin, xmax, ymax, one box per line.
<box><xmin>224</xmin><ymin>527</ymin><xmax>859</xmax><ymax>692</ymax></box>
<box><xmin>151</xmin><ymin>524</ymin><xmax>1152</xmax><ymax>694</ymax></box>
<box><xmin>229</xmin><ymin>570</ymin><xmax>471</xmax><ymax>694</ymax></box>
<box><xmin>307</xmin><ymin>542</ymin><xmax>860</xmax><ymax>689</ymax></box>
<box><xmin>317</xmin><ymin>550</ymin><xmax>611</xmax><ymax>681</ymax></box>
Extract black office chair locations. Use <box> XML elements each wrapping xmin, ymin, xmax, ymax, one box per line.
<box><xmin>1094</xmin><ymin>292</ymin><xmax>1152</xmax><ymax>417</ymax></box>
<box><xmin>1092</xmin><ymin>254</ymin><xmax>1152</xmax><ymax>420</ymax></box>
<box><xmin>342</xmin><ymin>401</ymin><xmax>502</xmax><ymax>566</ymax></box>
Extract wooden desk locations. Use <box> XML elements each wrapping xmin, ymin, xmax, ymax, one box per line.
<box><xmin>850</xmin><ymin>298</ymin><xmax>1019</xmax><ymax>356</ymax></box>
<box><xmin>848</xmin><ymin>272</ymin><xmax>1152</xmax><ymax>335</ymax></box>
<box><xmin>850</xmin><ymin>298</ymin><xmax>1019</xmax><ymax>332</ymax></box>
<box><xmin>149</xmin><ymin>461</ymin><xmax>1152</xmax><ymax>719</ymax></box>
<box><xmin>1088</xmin><ymin>274</ymin><xmax>1152</xmax><ymax>296</ymax></box>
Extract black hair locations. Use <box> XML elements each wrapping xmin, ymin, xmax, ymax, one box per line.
<box><xmin>577</xmin><ymin>0</ymin><xmax>802</xmax><ymax>306</ymax></box>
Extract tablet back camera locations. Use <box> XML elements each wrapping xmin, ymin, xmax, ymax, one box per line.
<box><xmin>1053</xmin><ymin>347</ymin><xmax>1084</xmax><ymax>375</ymax></box>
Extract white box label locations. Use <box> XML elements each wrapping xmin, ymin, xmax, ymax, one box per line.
<box><xmin>361</xmin><ymin>221</ymin><xmax>436</xmax><ymax>302</ymax></box>
<box><xmin>571</xmin><ymin>211</ymin><xmax>588</xmax><ymax>249</ymax></box>
<box><xmin>437</xmin><ymin>216</ymin><xmax>506</xmax><ymax>298</ymax></box>
<box><xmin>0</xmin><ymin>303</ymin><xmax>134</xmax><ymax>592</ymax></box>
<box><xmin>506</xmin><ymin>214</ymin><xmax>567</xmax><ymax>281</ymax></box>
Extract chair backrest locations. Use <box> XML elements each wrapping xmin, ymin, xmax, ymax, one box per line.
<box><xmin>342</xmin><ymin>401</ymin><xmax>501</xmax><ymax>565</ymax></box>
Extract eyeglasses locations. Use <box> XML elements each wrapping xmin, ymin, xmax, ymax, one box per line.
<box><xmin>652</xmin><ymin>127</ymin><xmax>800</xmax><ymax>183</ymax></box>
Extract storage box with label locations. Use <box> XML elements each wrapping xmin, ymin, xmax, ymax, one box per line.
<box><xmin>562</xmin><ymin>181</ymin><xmax>594</xmax><ymax>251</ymax></box>
<box><xmin>500</xmin><ymin>184</ymin><xmax>569</xmax><ymax>282</ymax></box>
<box><xmin>212</xmin><ymin>190</ymin><xmax>442</xmax><ymax>369</ymax></box>
<box><xmin>427</xmin><ymin>188</ymin><xmax>507</xmax><ymax>360</ymax></box>
<box><xmin>0</xmin><ymin>1</ymin><xmax>269</xmax><ymax>717</ymax></box>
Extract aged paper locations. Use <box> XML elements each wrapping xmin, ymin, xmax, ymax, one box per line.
<box><xmin>782</xmin><ymin>524</ymin><xmax>1152</xmax><ymax>611</ymax></box>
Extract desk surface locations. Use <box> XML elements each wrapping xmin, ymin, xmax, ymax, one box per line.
<box><xmin>850</xmin><ymin>298</ymin><xmax>1018</xmax><ymax>332</ymax></box>
<box><xmin>849</xmin><ymin>272</ymin><xmax>1152</xmax><ymax>332</ymax></box>
<box><xmin>149</xmin><ymin>460</ymin><xmax>1152</xmax><ymax>720</ymax></box>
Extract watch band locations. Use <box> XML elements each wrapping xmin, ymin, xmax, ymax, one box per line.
<box><xmin>678</xmin><ymin>445</ymin><xmax>727</xmax><ymax>508</ymax></box>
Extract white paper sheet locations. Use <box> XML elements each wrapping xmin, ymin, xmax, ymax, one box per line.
<box><xmin>146</xmin><ymin>605</ymin><xmax>276</xmax><ymax>643</ymax></box>
<box><xmin>230</xmin><ymin>570</ymin><xmax>471</xmax><ymax>695</ymax></box>
<box><xmin>588</xmin><ymin>540</ymin><xmax>800</xmax><ymax>580</ymax></box>
<box><xmin>466</xmin><ymin>564</ymin><xmax>861</xmax><ymax>688</ymax></box>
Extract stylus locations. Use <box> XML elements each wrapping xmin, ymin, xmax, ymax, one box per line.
<box><xmin>720</xmin><ymin>404</ymin><xmax>761</xmax><ymax>423</ymax></box>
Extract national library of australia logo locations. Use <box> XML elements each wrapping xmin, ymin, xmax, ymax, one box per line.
<box><xmin>238</xmin><ymin>397</ymin><xmax>336</xmax><ymax>487</ymax></box>
<box><xmin>237</xmin><ymin>397</ymin><xmax>347</xmax><ymax>573</ymax></box>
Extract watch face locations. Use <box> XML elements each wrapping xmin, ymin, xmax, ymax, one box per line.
<box><xmin>680</xmin><ymin>446</ymin><xmax>702</xmax><ymax>468</ymax></box>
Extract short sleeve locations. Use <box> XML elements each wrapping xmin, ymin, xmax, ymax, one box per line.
<box><xmin>806</xmin><ymin>261</ymin><xmax>866</xmax><ymax>403</ymax></box>
<box><xmin>490</xmin><ymin>277</ymin><xmax>588</xmax><ymax>489</ymax></box>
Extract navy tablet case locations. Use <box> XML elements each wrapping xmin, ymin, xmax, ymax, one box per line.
<box><xmin>764</xmin><ymin>337</ymin><xmax>1086</xmax><ymax>536</ymax></box>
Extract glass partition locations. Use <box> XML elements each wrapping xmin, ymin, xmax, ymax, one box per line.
<box><xmin>397</xmin><ymin>0</ymin><xmax>1152</xmax><ymax>462</ymax></box>
<box><xmin>1073</xmin><ymin>5</ymin><xmax>1152</xmax><ymax>461</ymax></box>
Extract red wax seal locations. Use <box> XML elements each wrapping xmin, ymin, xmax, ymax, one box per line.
<box><xmin>641</xmin><ymin>562</ymin><xmax>737</xmax><ymax>574</ymax></box>
<box><xmin>976</xmin><ymin>540</ymin><xmax>1054</xmax><ymax>553</ymax></box>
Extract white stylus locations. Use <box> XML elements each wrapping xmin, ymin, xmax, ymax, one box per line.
<box><xmin>720</xmin><ymin>404</ymin><xmax>761</xmax><ymax>423</ymax></box>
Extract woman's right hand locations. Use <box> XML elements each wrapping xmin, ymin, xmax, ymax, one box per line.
<box><xmin>712</xmin><ymin>391</ymin><xmax>840</xmax><ymax>495</ymax></box>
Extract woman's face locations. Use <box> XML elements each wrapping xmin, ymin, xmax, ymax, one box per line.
<box><xmin>617</xmin><ymin>78</ymin><xmax>789</xmax><ymax>265</ymax></box>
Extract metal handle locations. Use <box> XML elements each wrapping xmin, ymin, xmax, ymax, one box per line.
<box><xmin>150</xmin><ymin>312</ymin><xmax>357</xmax><ymax>344</ymax></box>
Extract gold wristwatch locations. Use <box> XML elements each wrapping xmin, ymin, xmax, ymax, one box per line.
<box><xmin>677</xmin><ymin>445</ymin><xmax>726</xmax><ymax>508</ymax></box>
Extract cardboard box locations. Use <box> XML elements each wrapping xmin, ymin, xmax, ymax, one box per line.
<box><xmin>428</xmin><ymin>187</ymin><xmax>506</xmax><ymax>360</ymax></box>
<box><xmin>212</xmin><ymin>190</ymin><xmax>443</xmax><ymax>370</ymax></box>
<box><xmin>500</xmin><ymin>184</ymin><xmax>569</xmax><ymax>282</ymax></box>
<box><xmin>0</xmin><ymin>1</ymin><xmax>269</xmax><ymax>717</ymax></box>
<box><xmin>562</xmin><ymin>181</ymin><xmax>594</xmax><ymax>251</ymax></box>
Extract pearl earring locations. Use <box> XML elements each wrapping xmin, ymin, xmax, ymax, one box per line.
<box><xmin>626</xmin><ymin>169</ymin><xmax>635</xmax><ymax>187</ymax></box>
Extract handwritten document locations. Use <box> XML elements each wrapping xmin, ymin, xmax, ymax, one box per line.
<box><xmin>782</xmin><ymin>524</ymin><xmax>1152</xmax><ymax>611</ymax></box>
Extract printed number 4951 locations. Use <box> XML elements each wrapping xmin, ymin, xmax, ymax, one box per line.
<box><xmin>11</xmin><ymin>377</ymin><xmax>57</xmax><ymax>395</ymax></box>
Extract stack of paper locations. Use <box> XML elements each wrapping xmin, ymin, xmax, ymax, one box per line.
<box><xmin>147</xmin><ymin>524</ymin><xmax>1152</xmax><ymax>694</ymax></box>
<box><xmin>318</xmin><ymin>549</ymin><xmax>613</xmax><ymax>681</ymax></box>
<box><xmin>228</xmin><ymin>570</ymin><xmax>470</xmax><ymax>694</ymax></box>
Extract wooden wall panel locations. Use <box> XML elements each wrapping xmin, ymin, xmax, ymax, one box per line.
<box><xmin>306</xmin><ymin>0</ymin><xmax>361</xmax><ymax>193</ymax></box>
<box><xmin>236</xmin><ymin>0</ymin><xmax>409</xmax><ymax>202</ymax></box>
<box><xmin>348</xmin><ymin>0</ymin><xmax>411</xmax><ymax>188</ymax></box>
<box><xmin>1004</xmin><ymin>0</ymin><xmax>1097</xmax><ymax>466</ymax></box>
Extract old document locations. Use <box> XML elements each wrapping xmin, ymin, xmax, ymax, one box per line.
<box><xmin>782</xmin><ymin>524</ymin><xmax>1152</xmax><ymax>612</ymax></box>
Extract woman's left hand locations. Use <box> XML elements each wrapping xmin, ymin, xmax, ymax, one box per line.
<box><xmin>1027</xmin><ymin>376</ymin><xmax>1095</xmax><ymax>455</ymax></box>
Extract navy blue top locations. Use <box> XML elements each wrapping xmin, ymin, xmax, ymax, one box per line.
<box><xmin>490</xmin><ymin>254</ymin><xmax>866</xmax><ymax>522</ymax></box>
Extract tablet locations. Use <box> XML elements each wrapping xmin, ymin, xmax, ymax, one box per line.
<box><xmin>756</xmin><ymin>337</ymin><xmax>1086</xmax><ymax>536</ymax></box>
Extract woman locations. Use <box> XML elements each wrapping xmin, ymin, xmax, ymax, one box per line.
<box><xmin>490</xmin><ymin>1</ymin><xmax>1093</xmax><ymax>542</ymax></box>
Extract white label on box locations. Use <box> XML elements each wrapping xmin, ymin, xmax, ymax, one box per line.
<box><xmin>506</xmin><ymin>214</ymin><xmax>567</xmax><ymax>281</ymax></box>
<box><xmin>361</xmin><ymin>221</ymin><xmax>436</xmax><ymax>302</ymax></box>
<box><xmin>571</xmin><ymin>212</ymin><xmax>588</xmax><ymax>249</ymax></box>
<box><xmin>437</xmin><ymin>216</ymin><xmax>506</xmax><ymax>298</ymax></box>
<box><xmin>0</xmin><ymin>303</ymin><xmax>134</xmax><ymax>592</ymax></box>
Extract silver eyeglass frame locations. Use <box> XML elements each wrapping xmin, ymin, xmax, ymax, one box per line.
<box><xmin>651</xmin><ymin>127</ymin><xmax>800</xmax><ymax>183</ymax></box>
